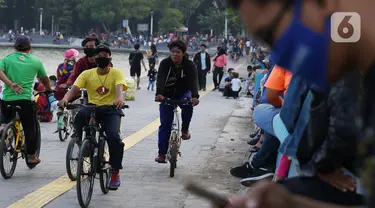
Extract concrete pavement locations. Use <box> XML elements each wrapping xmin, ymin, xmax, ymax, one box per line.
<box><xmin>0</xmin><ymin>59</ymin><xmax>252</xmax><ymax>208</ymax></box>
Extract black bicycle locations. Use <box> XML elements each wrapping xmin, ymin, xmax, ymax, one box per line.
<box><xmin>66</xmin><ymin>103</ymin><xmax>128</xmax><ymax>208</ymax></box>
<box><xmin>160</xmin><ymin>99</ymin><xmax>192</xmax><ymax>177</ymax></box>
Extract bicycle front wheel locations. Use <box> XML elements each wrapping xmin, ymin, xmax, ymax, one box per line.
<box><xmin>58</xmin><ymin>115</ymin><xmax>69</xmax><ymax>142</ymax></box>
<box><xmin>77</xmin><ymin>139</ymin><xmax>94</xmax><ymax>208</ymax></box>
<box><xmin>0</xmin><ymin>123</ymin><xmax>18</xmax><ymax>179</ymax></box>
<box><xmin>98</xmin><ymin>139</ymin><xmax>110</xmax><ymax>194</ymax></box>
<box><xmin>169</xmin><ymin>133</ymin><xmax>178</xmax><ymax>178</ymax></box>
<box><xmin>66</xmin><ymin>137</ymin><xmax>80</xmax><ymax>181</ymax></box>
<box><xmin>25</xmin><ymin>121</ymin><xmax>41</xmax><ymax>169</ymax></box>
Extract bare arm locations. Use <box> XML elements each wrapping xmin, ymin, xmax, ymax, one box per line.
<box><xmin>39</xmin><ymin>76</ymin><xmax>52</xmax><ymax>91</ymax></box>
<box><xmin>265</xmin><ymin>88</ymin><xmax>283</xmax><ymax>108</ymax></box>
<box><xmin>0</xmin><ymin>69</ymin><xmax>14</xmax><ymax>87</ymax></box>
<box><xmin>115</xmin><ymin>84</ymin><xmax>124</xmax><ymax>101</ymax></box>
<box><xmin>62</xmin><ymin>85</ymin><xmax>80</xmax><ymax>102</ymax></box>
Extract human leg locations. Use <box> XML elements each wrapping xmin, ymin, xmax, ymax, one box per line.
<box><xmin>156</xmin><ymin>103</ymin><xmax>175</xmax><ymax>162</ymax></box>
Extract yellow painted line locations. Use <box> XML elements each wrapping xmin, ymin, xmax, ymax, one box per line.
<box><xmin>8</xmin><ymin>62</ymin><xmax>246</xmax><ymax>208</ymax></box>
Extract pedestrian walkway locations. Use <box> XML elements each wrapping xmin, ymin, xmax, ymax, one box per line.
<box><xmin>0</xmin><ymin>60</ymin><xmax>249</xmax><ymax>208</ymax></box>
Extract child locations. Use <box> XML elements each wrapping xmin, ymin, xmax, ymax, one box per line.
<box><xmin>49</xmin><ymin>75</ymin><xmax>57</xmax><ymax>90</ymax></box>
<box><xmin>230</xmin><ymin>72</ymin><xmax>242</xmax><ymax>99</ymax></box>
<box><xmin>147</xmin><ymin>68</ymin><xmax>157</xmax><ymax>91</ymax></box>
<box><xmin>34</xmin><ymin>76</ymin><xmax>59</xmax><ymax>122</ymax></box>
<box><xmin>244</xmin><ymin>65</ymin><xmax>254</xmax><ymax>97</ymax></box>
<box><xmin>223</xmin><ymin>68</ymin><xmax>234</xmax><ymax>97</ymax></box>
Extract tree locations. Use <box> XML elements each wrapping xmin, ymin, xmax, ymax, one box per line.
<box><xmin>76</xmin><ymin>0</ymin><xmax>123</xmax><ymax>33</ymax></box>
<box><xmin>173</xmin><ymin>0</ymin><xmax>201</xmax><ymax>28</ymax></box>
<box><xmin>197</xmin><ymin>5</ymin><xmax>241</xmax><ymax>36</ymax></box>
<box><xmin>120</xmin><ymin>0</ymin><xmax>152</xmax><ymax>21</ymax></box>
<box><xmin>159</xmin><ymin>8</ymin><xmax>184</xmax><ymax>32</ymax></box>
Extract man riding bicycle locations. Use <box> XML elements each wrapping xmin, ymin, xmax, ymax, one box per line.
<box><xmin>0</xmin><ymin>35</ymin><xmax>52</xmax><ymax>164</ymax></box>
<box><xmin>154</xmin><ymin>40</ymin><xmax>200</xmax><ymax>163</ymax></box>
<box><xmin>59</xmin><ymin>44</ymin><xmax>127</xmax><ymax>189</ymax></box>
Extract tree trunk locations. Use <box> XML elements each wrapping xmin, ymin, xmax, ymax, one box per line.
<box><xmin>102</xmin><ymin>22</ymin><xmax>110</xmax><ymax>34</ymax></box>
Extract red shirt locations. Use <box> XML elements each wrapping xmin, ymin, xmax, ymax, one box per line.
<box><xmin>67</xmin><ymin>56</ymin><xmax>97</xmax><ymax>86</ymax></box>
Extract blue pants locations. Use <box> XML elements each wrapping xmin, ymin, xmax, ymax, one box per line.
<box><xmin>158</xmin><ymin>91</ymin><xmax>193</xmax><ymax>154</ymax></box>
<box><xmin>148</xmin><ymin>80</ymin><xmax>155</xmax><ymax>90</ymax></box>
<box><xmin>253</xmin><ymin>104</ymin><xmax>280</xmax><ymax>136</ymax></box>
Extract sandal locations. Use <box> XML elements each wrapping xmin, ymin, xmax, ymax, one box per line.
<box><xmin>27</xmin><ymin>155</ymin><xmax>41</xmax><ymax>164</ymax></box>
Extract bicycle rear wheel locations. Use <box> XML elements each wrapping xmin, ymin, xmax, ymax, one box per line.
<box><xmin>169</xmin><ymin>133</ymin><xmax>178</xmax><ymax>177</ymax></box>
<box><xmin>0</xmin><ymin>123</ymin><xmax>18</xmax><ymax>179</ymax></box>
<box><xmin>66</xmin><ymin>137</ymin><xmax>80</xmax><ymax>181</ymax></box>
<box><xmin>77</xmin><ymin>139</ymin><xmax>94</xmax><ymax>208</ymax></box>
<box><xmin>99</xmin><ymin>139</ymin><xmax>110</xmax><ymax>194</ymax></box>
<box><xmin>25</xmin><ymin>122</ymin><xmax>41</xmax><ymax>169</ymax></box>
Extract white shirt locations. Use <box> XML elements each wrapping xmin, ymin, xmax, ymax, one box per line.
<box><xmin>231</xmin><ymin>78</ymin><xmax>242</xmax><ymax>91</ymax></box>
<box><xmin>246</xmin><ymin>41</ymin><xmax>251</xmax><ymax>47</ymax></box>
<box><xmin>200</xmin><ymin>52</ymin><xmax>207</xmax><ymax>70</ymax></box>
<box><xmin>0</xmin><ymin>81</ymin><xmax>3</xmax><ymax>100</ymax></box>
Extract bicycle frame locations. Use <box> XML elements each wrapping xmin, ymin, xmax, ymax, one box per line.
<box><xmin>170</xmin><ymin>107</ymin><xmax>181</xmax><ymax>147</ymax></box>
<box><xmin>13</xmin><ymin>119</ymin><xmax>24</xmax><ymax>153</ymax></box>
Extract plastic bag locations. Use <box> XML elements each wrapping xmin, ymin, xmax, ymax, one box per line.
<box><xmin>125</xmin><ymin>77</ymin><xmax>136</xmax><ymax>100</ymax></box>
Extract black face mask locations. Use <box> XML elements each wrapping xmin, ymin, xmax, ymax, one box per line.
<box><xmin>84</xmin><ymin>48</ymin><xmax>95</xmax><ymax>57</ymax></box>
<box><xmin>95</xmin><ymin>57</ymin><xmax>111</xmax><ymax>68</ymax></box>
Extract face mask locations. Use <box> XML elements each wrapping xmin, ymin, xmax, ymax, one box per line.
<box><xmin>83</xmin><ymin>48</ymin><xmax>95</xmax><ymax>57</ymax></box>
<box><xmin>95</xmin><ymin>57</ymin><xmax>111</xmax><ymax>68</ymax></box>
<box><xmin>271</xmin><ymin>0</ymin><xmax>330</xmax><ymax>92</ymax></box>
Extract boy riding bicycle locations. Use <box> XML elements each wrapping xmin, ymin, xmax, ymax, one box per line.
<box><xmin>0</xmin><ymin>35</ymin><xmax>52</xmax><ymax>165</ymax></box>
<box><xmin>59</xmin><ymin>44</ymin><xmax>127</xmax><ymax>189</ymax></box>
<box><xmin>154</xmin><ymin>40</ymin><xmax>200</xmax><ymax>163</ymax></box>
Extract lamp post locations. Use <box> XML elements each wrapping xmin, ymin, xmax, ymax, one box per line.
<box><xmin>150</xmin><ymin>11</ymin><xmax>154</xmax><ymax>38</ymax></box>
<box><xmin>39</xmin><ymin>8</ymin><xmax>44</xmax><ymax>35</ymax></box>
<box><xmin>52</xmin><ymin>15</ymin><xmax>54</xmax><ymax>36</ymax></box>
<box><xmin>224</xmin><ymin>12</ymin><xmax>228</xmax><ymax>39</ymax></box>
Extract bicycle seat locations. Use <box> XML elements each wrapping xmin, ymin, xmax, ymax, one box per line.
<box><xmin>6</xmin><ymin>105</ymin><xmax>21</xmax><ymax>112</ymax></box>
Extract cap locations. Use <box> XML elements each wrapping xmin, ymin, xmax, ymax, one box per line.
<box><xmin>81</xmin><ymin>35</ymin><xmax>100</xmax><ymax>47</ymax></box>
<box><xmin>15</xmin><ymin>35</ymin><xmax>31</xmax><ymax>47</ymax></box>
<box><xmin>94</xmin><ymin>44</ymin><xmax>111</xmax><ymax>56</ymax></box>
<box><xmin>64</xmin><ymin>49</ymin><xmax>80</xmax><ymax>60</ymax></box>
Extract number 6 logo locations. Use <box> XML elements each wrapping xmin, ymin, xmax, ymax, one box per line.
<box><xmin>331</xmin><ymin>12</ymin><xmax>361</xmax><ymax>43</ymax></box>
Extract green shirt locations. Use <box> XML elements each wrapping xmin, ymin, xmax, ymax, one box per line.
<box><xmin>0</xmin><ymin>52</ymin><xmax>47</xmax><ymax>101</ymax></box>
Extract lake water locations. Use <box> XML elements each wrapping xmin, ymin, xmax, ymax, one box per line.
<box><xmin>0</xmin><ymin>47</ymin><xmax>164</xmax><ymax>76</ymax></box>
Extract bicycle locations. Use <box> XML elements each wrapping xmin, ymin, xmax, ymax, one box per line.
<box><xmin>0</xmin><ymin>92</ymin><xmax>47</xmax><ymax>179</ymax></box>
<box><xmin>160</xmin><ymin>99</ymin><xmax>192</xmax><ymax>177</ymax></box>
<box><xmin>65</xmin><ymin>103</ymin><xmax>128</xmax><ymax>208</ymax></box>
<box><xmin>64</xmin><ymin>89</ymin><xmax>88</xmax><ymax>181</ymax></box>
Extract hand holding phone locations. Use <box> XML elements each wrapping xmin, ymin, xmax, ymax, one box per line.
<box><xmin>185</xmin><ymin>181</ymin><xmax>230</xmax><ymax>208</ymax></box>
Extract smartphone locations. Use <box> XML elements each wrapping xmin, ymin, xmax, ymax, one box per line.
<box><xmin>185</xmin><ymin>181</ymin><xmax>230</xmax><ymax>207</ymax></box>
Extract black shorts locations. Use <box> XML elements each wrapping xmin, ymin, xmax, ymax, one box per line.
<box><xmin>130</xmin><ymin>67</ymin><xmax>141</xmax><ymax>77</ymax></box>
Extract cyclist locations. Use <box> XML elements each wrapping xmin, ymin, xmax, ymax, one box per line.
<box><xmin>66</xmin><ymin>35</ymin><xmax>100</xmax><ymax>87</ymax></box>
<box><xmin>154</xmin><ymin>40</ymin><xmax>200</xmax><ymax>163</ymax></box>
<box><xmin>0</xmin><ymin>35</ymin><xmax>52</xmax><ymax>164</ymax></box>
<box><xmin>59</xmin><ymin>44</ymin><xmax>127</xmax><ymax>190</ymax></box>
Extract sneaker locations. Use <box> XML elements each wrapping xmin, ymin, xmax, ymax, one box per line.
<box><xmin>147</xmin><ymin>86</ymin><xmax>150</xmax><ymax>90</ymax></box>
<box><xmin>240</xmin><ymin>168</ymin><xmax>274</xmax><ymax>187</ymax></box>
<box><xmin>247</xmin><ymin>133</ymin><xmax>261</xmax><ymax>146</ymax></box>
<box><xmin>203</xmin><ymin>88</ymin><xmax>206</xmax><ymax>91</ymax></box>
<box><xmin>109</xmin><ymin>169</ymin><xmax>120</xmax><ymax>190</ymax></box>
<box><xmin>249</xmin><ymin>128</ymin><xmax>261</xmax><ymax>138</ymax></box>
<box><xmin>181</xmin><ymin>131</ymin><xmax>191</xmax><ymax>140</ymax></box>
<box><xmin>27</xmin><ymin>154</ymin><xmax>41</xmax><ymax>164</ymax></box>
<box><xmin>229</xmin><ymin>162</ymin><xmax>255</xmax><ymax>178</ymax></box>
<box><xmin>155</xmin><ymin>154</ymin><xmax>167</xmax><ymax>163</ymax></box>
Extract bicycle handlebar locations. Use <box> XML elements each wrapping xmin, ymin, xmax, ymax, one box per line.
<box><xmin>159</xmin><ymin>98</ymin><xmax>192</xmax><ymax>106</ymax></box>
<box><xmin>66</xmin><ymin>103</ymin><xmax>129</xmax><ymax>110</ymax></box>
<box><xmin>34</xmin><ymin>90</ymin><xmax>58</xmax><ymax>97</ymax></box>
